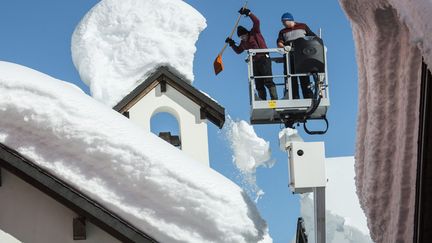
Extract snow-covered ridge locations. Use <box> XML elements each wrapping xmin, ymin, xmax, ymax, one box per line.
<box><xmin>0</xmin><ymin>61</ymin><xmax>271</xmax><ymax>243</ymax></box>
<box><xmin>71</xmin><ymin>0</ymin><xmax>206</xmax><ymax>107</ymax></box>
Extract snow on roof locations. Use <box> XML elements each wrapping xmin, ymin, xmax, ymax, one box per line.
<box><xmin>386</xmin><ymin>0</ymin><xmax>432</xmax><ymax>68</ymax></box>
<box><xmin>0</xmin><ymin>61</ymin><xmax>271</xmax><ymax>243</ymax></box>
<box><xmin>71</xmin><ymin>0</ymin><xmax>206</xmax><ymax>107</ymax></box>
<box><xmin>300</xmin><ymin>157</ymin><xmax>372</xmax><ymax>243</ymax></box>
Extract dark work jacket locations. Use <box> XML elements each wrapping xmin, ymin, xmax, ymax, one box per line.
<box><xmin>277</xmin><ymin>22</ymin><xmax>316</xmax><ymax>46</ymax></box>
<box><xmin>230</xmin><ymin>13</ymin><xmax>268</xmax><ymax>60</ymax></box>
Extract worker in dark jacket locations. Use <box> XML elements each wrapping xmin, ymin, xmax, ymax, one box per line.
<box><xmin>277</xmin><ymin>12</ymin><xmax>316</xmax><ymax>99</ymax></box>
<box><xmin>225</xmin><ymin>8</ymin><xmax>277</xmax><ymax>100</ymax></box>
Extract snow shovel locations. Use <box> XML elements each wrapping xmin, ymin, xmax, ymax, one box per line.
<box><xmin>213</xmin><ymin>1</ymin><xmax>248</xmax><ymax>75</ymax></box>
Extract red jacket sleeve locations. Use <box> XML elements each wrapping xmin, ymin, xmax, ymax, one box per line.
<box><xmin>305</xmin><ymin>24</ymin><xmax>317</xmax><ymax>37</ymax></box>
<box><xmin>230</xmin><ymin>42</ymin><xmax>245</xmax><ymax>54</ymax></box>
<box><xmin>249</xmin><ymin>13</ymin><xmax>261</xmax><ymax>34</ymax></box>
<box><xmin>277</xmin><ymin>30</ymin><xmax>284</xmax><ymax>45</ymax></box>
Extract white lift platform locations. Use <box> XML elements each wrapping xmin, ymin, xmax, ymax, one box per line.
<box><xmin>245</xmin><ymin>36</ymin><xmax>330</xmax><ymax>242</ymax></box>
<box><xmin>246</xmin><ymin>36</ymin><xmax>330</xmax><ymax>134</ymax></box>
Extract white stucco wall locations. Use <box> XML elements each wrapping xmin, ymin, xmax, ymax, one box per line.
<box><xmin>0</xmin><ymin>169</ymin><xmax>120</xmax><ymax>243</ymax></box>
<box><xmin>128</xmin><ymin>83</ymin><xmax>210</xmax><ymax>166</ymax></box>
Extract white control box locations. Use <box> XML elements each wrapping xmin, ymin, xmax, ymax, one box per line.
<box><xmin>288</xmin><ymin>142</ymin><xmax>326</xmax><ymax>193</ymax></box>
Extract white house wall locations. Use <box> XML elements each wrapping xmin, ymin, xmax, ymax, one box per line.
<box><xmin>128</xmin><ymin>83</ymin><xmax>210</xmax><ymax>166</ymax></box>
<box><xmin>0</xmin><ymin>169</ymin><xmax>120</xmax><ymax>243</ymax></box>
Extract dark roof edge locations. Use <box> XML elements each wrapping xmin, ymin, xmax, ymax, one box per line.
<box><xmin>0</xmin><ymin>143</ymin><xmax>157</xmax><ymax>243</ymax></box>
<box><xmin>113</xmin><ymin>67</ymin><xmax>166</xmax><ymax>112</ymax></box>
<box><xmin>113</xmin><ymin>67</ymin><xmax>225</xmax><ymax>128</ymax></box>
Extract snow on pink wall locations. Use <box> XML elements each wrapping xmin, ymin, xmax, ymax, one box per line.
<box><xmin>387</xmin><ymin>0</ymin><xmax>432</xmax><ymax>68</ymax></box>
<box><xmin>339</xmin><ymin>0</ymin><xmax>427</xmax><ymax>242</ymax></box>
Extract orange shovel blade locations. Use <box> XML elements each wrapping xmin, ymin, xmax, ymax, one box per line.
<box><xmin>213</xmin><ymin>54</ymin><xmax>224</xmax><ymax>75</ymax></box>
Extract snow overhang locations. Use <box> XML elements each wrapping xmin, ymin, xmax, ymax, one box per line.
<box><xmin>71</xmin><ymin>0</ymin><xmax>207</xmax><ymax>107</ymax></box>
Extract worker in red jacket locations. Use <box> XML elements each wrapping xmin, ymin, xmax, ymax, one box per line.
<box><xmin>225</xmin><ymin>8</ymin><xmax>278</xmax><ymax>100</ymax></box>
<box><xmin>277</xmin><ymin>12</ymin><xmax>316</xmax><ymax>99</ymax></box>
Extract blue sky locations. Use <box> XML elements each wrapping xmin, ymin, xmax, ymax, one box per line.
<box><xmin>0</xmin><ymin>1</ymin><xmax>358</xmax><ymax>242</ymax></box>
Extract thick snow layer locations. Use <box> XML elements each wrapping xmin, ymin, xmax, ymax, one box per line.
<box><xmin>0</xmin><ymin>61</ymin><xmax>271</xmax><ymax>243</ymax></box>
<box><xmin>0</xmin><ymin>229</ymin><xmax>21</xmax><ymax>243</ymax></box>
<box><xmin>338</xmin><ymin>1</ymin><xmax>423</xmax><ymax>242</ymax></box>
<box><xmin>224</xmin><ymin>117</ymin><xmax>274</xmax><ymax>201</ymax></box>
<box><xmin>325</xmin><ymin>157</ymin><xmax>369</xmax><ymax>235</ymax></box>
<box><xmin>339</xmin><ymin>0</ymin><xmax>432</xmax><ymax>70</ymax></box>
<box><xmin>301</xmin><ymin>195</ymin><xmax>372</xmax><ymax>243</ymax></box>
<box><xmin>71</xmin><ymin>0</ymin><xmax>206</xmax><ymax>107</ymax></box>
<box><xmin>300</xmin><ymin>157</ymin><xmax>372</xmax><ymax>243</ymax></box>
<box><xmin>386</xmin><ymin>0</ymin><xmax>432</xmax><ymax>68</ymax></box>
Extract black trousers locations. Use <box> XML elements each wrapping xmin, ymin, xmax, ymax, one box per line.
<box><xmin>284</xmin><ymin>54</ymin><xmax>313</xmax><ymax>99</ymax></box>
<box><xmin>253</xmin><ymin>57</ymin><xmax>277</xmax><ymax>100</ymax></box>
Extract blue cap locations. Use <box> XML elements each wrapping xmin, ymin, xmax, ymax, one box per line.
<box><xmin>281</xmin><ymin>12</ymin><xmax>294</xmax><ymax>21</ymax></box>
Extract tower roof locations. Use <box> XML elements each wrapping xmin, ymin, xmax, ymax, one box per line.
<box><xmin>113</xmin><ymin>67</ymin><xmax>225</xmax><ymax>128</ymax></box>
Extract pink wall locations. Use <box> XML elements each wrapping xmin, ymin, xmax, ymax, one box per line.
<box><xmin>339</xmin><ymin>0</ymin><xmax>426</xmax><ymax>242</ymax></box>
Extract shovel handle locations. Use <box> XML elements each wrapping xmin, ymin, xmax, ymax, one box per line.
<box><xmin>218</xmin><ymin>0</ymin><xmax>249</xmax><ymax>56</ymax></box>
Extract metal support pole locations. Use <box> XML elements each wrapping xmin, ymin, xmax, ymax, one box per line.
<box><xmin>313</xmin><ymin>187</ymin><xmax>326</xmax><ymax>243</ymax></box>
<box><xmin>286</xmin><ymin>52</ymin><xmax>293</xmax><ymax>100</ymax></box>
<box><xmin>248</xmin><ymin>53</ymin><xmax>256</xmax><ymax>102</ymax></box>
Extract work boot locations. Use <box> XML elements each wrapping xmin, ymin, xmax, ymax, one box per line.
<box><xmin>269</xmin><ymin>86</ymin><xmax>278</xmax><ymax>100</ymax></box>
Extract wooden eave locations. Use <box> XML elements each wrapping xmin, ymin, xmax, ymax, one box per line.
<box><xmin>0</xmin><ymin>143</ymin><xmax>157</xmax><ymax>243</ymax></box>
<box><xmin>113</xmin><ymin>67</ymin><xmax>225</xmax><ymax>129</ymax></box>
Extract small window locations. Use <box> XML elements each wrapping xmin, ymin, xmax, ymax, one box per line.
<box><xmin>151</xmin><ymin>112</ymin><xmax>181</xmax><ymax>148</ymax></box>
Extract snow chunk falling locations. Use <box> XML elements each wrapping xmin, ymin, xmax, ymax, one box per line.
<box><xmin>224</xmin><ymin>117</ymin><xmax>275</xmax><ymax>201</ymax></box>
<box><xmin>71</xmin><ymin>0</ymin><xmax>206</xmax><ymax>106</ymax></box>
<box><xmin>0</xmin><ymin>61</ymin><xmax>271</xmax><ymax>243</ymax></box>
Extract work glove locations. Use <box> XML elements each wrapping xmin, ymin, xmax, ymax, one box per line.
<box><xmin>238</xmin><ymin>7</ymin><xmax>251</xmax><ymax>16</ymax></box>
<box><xmin>225</xmin><ymin>37</ymin><xmax>235</xmax><ymax>46</ymax></box>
